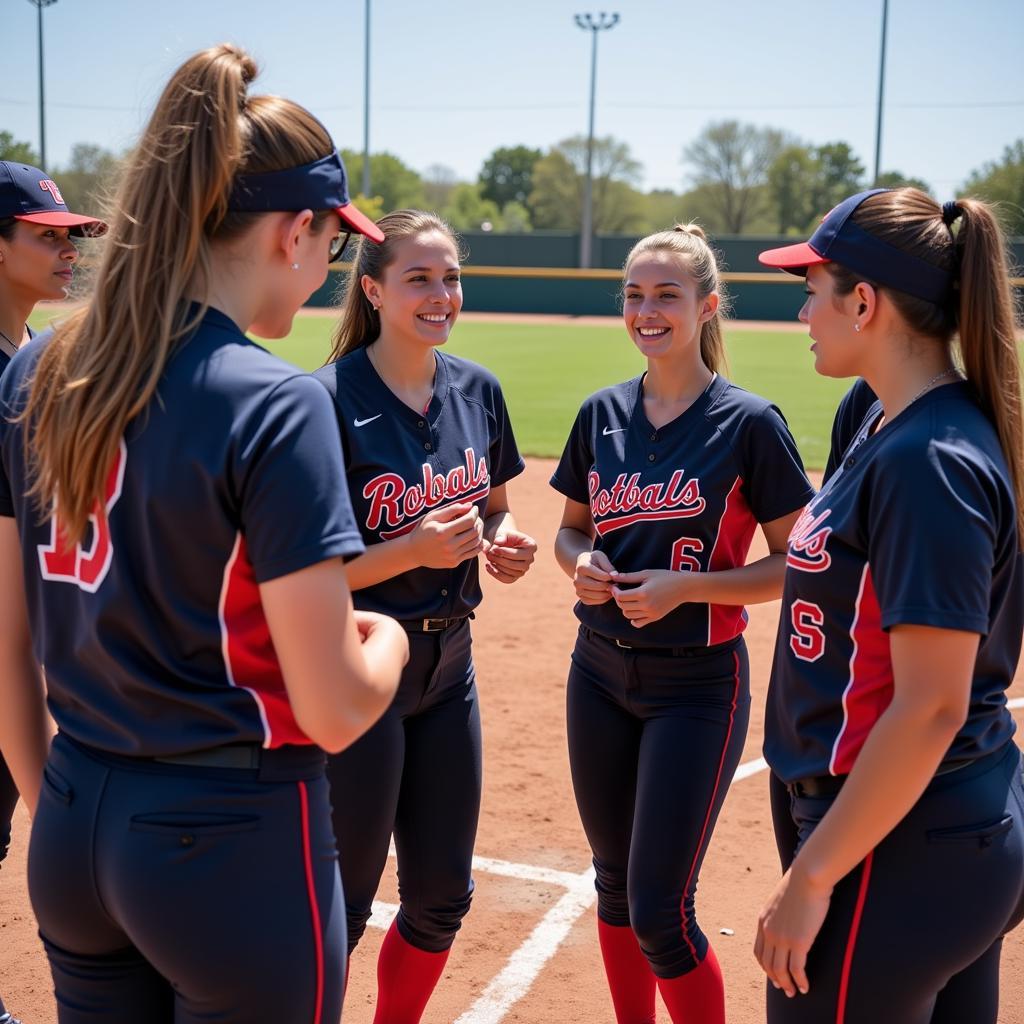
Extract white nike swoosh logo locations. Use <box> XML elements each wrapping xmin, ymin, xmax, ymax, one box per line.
<box><xmin>353</xmin><ymin>414</ymin><xmax>383</xmax><ymax>428</ymax></box>
<box><xmin>602</xmin><ymin>426</ymin><xmax>627</xmax><ymax>435</ymax></box>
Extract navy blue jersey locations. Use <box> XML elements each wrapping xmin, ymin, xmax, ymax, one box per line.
<box><xmin>765</xmin><ymin>382</ymin><xmax>1022</xmax><ymax>783</ymax></box>
<box><xmin>823</xmin><ymin>378</ymin><xmax>879</xmax><ymax>483</ymax></box>
<box><xmin>0</xmin><ymin>325</ymin><xmax>34</xmax><ymax>378</ymax></box>
<box><xmin>551</xmin><ymin>373</ymin><xmax>815</xmax><ymax>647</ymax></box>
<box><xmin>313</xmin><ymin>347</ymin><xmax>524</xmax><ymax>620</ymax></box>
<box><xmin>0</xmin><ymin>307</ymin><xmax>364</xmax><ymax>756</ymax></box>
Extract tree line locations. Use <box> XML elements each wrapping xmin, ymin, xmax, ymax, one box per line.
<box><xmin>2</xmin><ymin>122</ymin><xmax>1021</xmax><ymax>237</ymax></box>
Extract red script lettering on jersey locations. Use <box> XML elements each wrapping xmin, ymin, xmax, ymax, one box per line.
<box><xmin>588</xmin><ymin>469</ymin><xmax>705</xmax><ymax>536</ymax></box>
<box><xmin>364</xmin><ymin>447</ymin><xmax>490</xmax><ymax>539</ymax></box>
<box><xmin>786</xmin><ymin>506</ymin><xmax>832</xmax><ymax>572</ymax></box>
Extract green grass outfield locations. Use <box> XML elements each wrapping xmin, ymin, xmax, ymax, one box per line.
<box><xmin>22</xmin><ymin>310</ymin><xmax>870</xmax><ymax>470</ymax></box>
<box><xmin>275</xmin><ymin>316</ymin><xmax>850</xmax><ymax>470</ymax></box>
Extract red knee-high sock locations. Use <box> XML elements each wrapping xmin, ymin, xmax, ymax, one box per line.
<box><xmin>597</xmin><ymin>917</ymin><xmax>657</xmax><ymax>1024</ymax></box>
<box><xmin>655</xmin><ymin>944</ymin><xmax>725</xmax><ymax>1024</ymax></box>
<box><xmin>372</xmin><ymin>920</ymin><xmax>451</xmax><ymax>1024</ymax></box>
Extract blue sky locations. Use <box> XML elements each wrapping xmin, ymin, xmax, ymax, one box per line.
<box><xmin>2</xmin><ymin>0</ymin><xmax>1021</xmax><ymax>197</ymax></box>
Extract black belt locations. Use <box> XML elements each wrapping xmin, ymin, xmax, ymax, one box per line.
<box><xmin>400</xmin><ymin>617</ymin><xmax>467</xmax><ymax>634</ymax></box>
<box><xmin>581</xmin><ymin>625</ymin><xmax>737</xmax><ymax>658</ymax></box>
<box><xmin>153</xmin><ymin>744</ymin><xmax>264</xmax><ymax>769</ymax></box>
<box><xmin>788</xmin><ymin>774</ymin><xmax>846</xmax><ymax>799</ymax></box>
<box><xmin>789</xmin><ymin>756</ymin><xmax>977</xmax><ymax>800</ymax></box>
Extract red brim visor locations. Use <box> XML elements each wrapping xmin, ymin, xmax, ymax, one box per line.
<box><xmin>15</xmin><ymin>211</ymin><xmax>108</xmax><ymax>237</ymax></box>
<box><xmin>757</xmin><ymin>241</ymin><xmax>828</xmax><ymax>276</ymax></box>
<box><xmin>337</xmin><ymin>202</ymin><xmax>384</xmax><ymax>244</ymax></box>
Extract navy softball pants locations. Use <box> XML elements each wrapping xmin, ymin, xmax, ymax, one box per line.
<box><xmin>29</xmin><ymin>732</ymin><xmax>345</xmax><ymax>1024</ymax></box>
<box><xmin>327</xmin><ymin>617</ymin><xmax>481</xmax><ymax>955</ymax></box>
<box><xmin>567</xmin><ymin>626</ymin><xmax>750</xmax><ymax>978</ymax></box>
<box><xmin>768</xmin><ymin>741</ymin><xmax>1024</xmax><ymax>1024</ymax></box>
<box><xmin>0</xmin><ymin>751</ymin><xmax>16</xmax><ymax>867</ymax></box>
<box><xmin>0</xmin><ymin>749</ymin><xmax>19</xmax><ymax>1018</ymax></box>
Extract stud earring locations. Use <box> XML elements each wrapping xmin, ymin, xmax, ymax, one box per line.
<box><xmin>291</xmin><ymin>263</ymin><xmax>300</xmax><ymax>270</ymax></box>
<box><xmin>853</xmin><ymin>323</ymin><xmax>861</xmax><ymax>332</ymax></box>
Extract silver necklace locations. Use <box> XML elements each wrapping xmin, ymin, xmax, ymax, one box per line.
<box><xmin>909</xmin><ymin>367</ymin><xmax>960</xmax><ymax>405</ymax></box>
<box><xmin>0</xmin><ymin>328</ymin><xmax>21</xmax><ymax>359</ymax></box>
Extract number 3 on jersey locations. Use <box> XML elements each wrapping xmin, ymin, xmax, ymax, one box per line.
<box><xmin>789</xmin><ymin>599</ymin><xmax>825</xmax><ymax>662</ymax></box>
<box><xmin>38</xmin><ymin>440</ymin><xmax>127</xmax><ymax>593</ymax></box>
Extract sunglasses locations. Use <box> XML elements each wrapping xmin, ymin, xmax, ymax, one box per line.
<box><xmin>328</xmin><ymin>230</ymin><xmax>352</xmax><ymax>264</ymax></box>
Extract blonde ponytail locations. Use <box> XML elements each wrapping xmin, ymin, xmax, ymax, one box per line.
<box><xmin>21</xmin><ymin>44</ymin><xmax>334</xmax><ymax>548</ymax></box>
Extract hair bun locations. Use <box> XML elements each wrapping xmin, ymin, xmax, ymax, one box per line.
<box><xmin>674</xmin><ymin>222</ymin><xmax>707</xmax><ymax>242</ymax></box>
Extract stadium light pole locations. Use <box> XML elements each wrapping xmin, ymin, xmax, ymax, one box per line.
<box><xmin>873</xmin><ymin>0</ymin><xmax>890</xmax><ymax>184</ymax></box>
<box><xmin>575</xmin><ymin>12</ymin><xmax>619</xmax><ymax>269</ymax></box>
<box><xmin>28</xmin><ymin>0</ymin><xmax>58</xmax><ymax>170</ymax></box>
<box><xmin>362</xmin><ymin>0</ymin><xmax>371</xmax><ymax>197</ymax></box>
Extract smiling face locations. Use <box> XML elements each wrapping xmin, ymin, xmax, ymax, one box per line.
<box><xmin>365</xmin><ymin>230</ymin><xmax>463</xmax><ymax>348</ymax></box>
<box><xmin>622</xmin><ymin>252</ymin><xmax>717</xmax><ymax>363</ymax></box>
<box><xmin>0</xmin><ymin>221</ymin><xmax>79</xmax><ymax>304</ymax></box>
<box><xmin>799</xmin><ymin>264</ymin><xmax>865</xmax><ymax>378</ymax></box>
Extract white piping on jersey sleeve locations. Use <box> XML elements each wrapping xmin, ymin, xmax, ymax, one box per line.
<box><xmin>218</xmin><ymin>531</ymin><xmax>272</xmax><ymax>748</ymax></box>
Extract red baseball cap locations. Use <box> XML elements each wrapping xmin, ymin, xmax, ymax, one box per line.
<box><xmin>0</xmin><ymin>161</ymin><xmax>108</xmax><ymax>237</ymax></box>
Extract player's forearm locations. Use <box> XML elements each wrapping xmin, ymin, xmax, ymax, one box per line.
<box><xmin>791</xmin><ymin>700</ymin><xmax>961</xmax><ymax>891</ymax></box>
<box><xmin>483</xmin><ymin>509</ymin><xmax>515</xmax><ymax>544</ymax></box>
<box><xmin>554</xmin><ymin>527</ymin><xmax>592</xmax><ymax>579</ymax></box>
<box><xmin>0</xmin><ymin>653</ymin><xmax>51</xmax><ymax>817</ymax></box>
<box><xmin>343</xmin><ymin>536</ymin><xmax>418</xmax><ymax>590</ymax></box>
<box><xmin>676</xmin><ymin>552</ymin><xmax>788</xmax><ymax>605</ymax></box>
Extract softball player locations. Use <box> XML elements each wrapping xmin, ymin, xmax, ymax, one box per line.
<box><xmin>757</xmin><ymin>188</ymin><xmax>1024</xmax><ymax>1023</ymax></box>
<box><xmin>0</xmin><ymin>159</ymin><xmax>106</xmax><ymax>1024</ymax></box>
<box><xmin>552</xmin><ymin>224</ymin><xmax>814</xmax><ymax>1024</ymax></box>
<box><xmin>314</xmin><ymin>209</ymin><xmax>536</xmax><ymax>1023</ymax></box>
<box><xmin>0</xmin><ymin>44</ymin><xmax>406</xmax><ymax>1023</ymax></box>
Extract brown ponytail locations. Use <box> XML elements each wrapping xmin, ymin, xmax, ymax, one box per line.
<box><xmin>21</xmin><ymin>44</ymin><xmax>334</xmax><ymax>548</ymax></box>
<box><xmin>326</xmin><ymin>209</ymin><xmax>461</xmax><ymax>363</ymax></box>
<box><xmin>825</xmin><ymin>188</ymin><xmax>1023</xmax><ymax>540</ymax></box>
<box><xmin>955</xmin><ymin>198</ymin><xmax>1023</xmax><ymax>540</ymax></box>
<box><xmin>623</xmin><ymin>223</ymin><xmax>731</xmax><ymax>374</ymax></box>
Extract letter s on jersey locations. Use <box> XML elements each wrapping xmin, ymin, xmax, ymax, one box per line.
<box><xmin>789</xmin><ymin>599</ymin><xmax>826</xmax><ymax>662</ymax></box>
<box><xmin>38</xmin><ymin>440</ymin><xmax>127</xmax><ymax>593</ymax></box>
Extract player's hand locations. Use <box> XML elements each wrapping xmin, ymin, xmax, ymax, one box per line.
<box><xmin>408</xmin><ymin>503</ymin><xmax>485</xmax><ymax>569</ymax></box>
<box><xmin>353</xmin><ymin>610</ymin><xmax>410</xmax><ymax>668</ymax></box>
<box><xmin>573</xmin><ymin>550</ymin><xmax>617</xmax><ymax>605</ymax></box>
<box><xmin>609</xmin><ymin>569</ymin><xmax>695</xmax><ymax>627</ymax></box>
<box><xmin>754</xmin><ymin>863</ymin><xmax>833</xmax><ymax>999</ymax></box>
<box><xmin>483</xmin><ymin>529</ymin><xmax>538</xmax><ymax>584</ymax></box>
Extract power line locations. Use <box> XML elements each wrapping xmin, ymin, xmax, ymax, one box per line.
<box><xmin>607</xmin><ymin>99</ymin><xmax>1024</xmax><ymax>112</ymax></box>
<box><xmin>3</xmin><ymin>96</ymin><xmax>1018</xmax><ymax>115</ymax></box>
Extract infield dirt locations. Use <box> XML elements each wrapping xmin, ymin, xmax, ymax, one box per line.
<box><xmin>1</xmin><ymin>460</ymin><xmax>1022</xmax><ymax>1023</ymax></box>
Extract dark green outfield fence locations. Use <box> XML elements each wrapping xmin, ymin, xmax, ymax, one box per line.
<box><xmin>308</xmin><ymin>231</ymin><xmax>1024</xmax><ymax>320</ymax></box>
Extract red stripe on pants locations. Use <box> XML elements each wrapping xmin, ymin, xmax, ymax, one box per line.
<box><xmin>298</xmin><ymin>781</ymin><xmax>325</xmax><ymax>1024</ymax></box>
<box><xmin>836</xmin><ymin>851</ymin><xmax>874</xmax><ymax>1024</ymax></box>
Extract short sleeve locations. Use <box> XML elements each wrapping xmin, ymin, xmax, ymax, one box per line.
<box><xmin>0</xmin><ymin>352</ymin><xmax>25</xmax><ymax>518</ymax></box>
<box><xmin>0</xmin><ymin>419</ymin><xmax>13</xmax><ymax>517</ymax></box>
<box><xmin>235</xmin><ymin>373</ymin><xmax>365</xmax><ymax>582</ymax></box>
<box><xmin>868</xmin><ymin>438</ymin><xmax>996</xmax><ymax>635</ymax></box>
<box><xmin>824</xmin><ymin>379</ymin><xmax>880</xmax><ymax>483</ymax></box>
<box><xmin>550</xmin><ymin>403</ymin><xmax>594</xmax><ymax>505</ymax></box>
<box><xmin>738</xmin><ymin>405</ymin><xmax>815</xmax><ymax>523</ymax></box>
<box><xmin>487</xmin><ymin>382</ymin><xmax>525</xmax><ymax>488</ymax></box>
